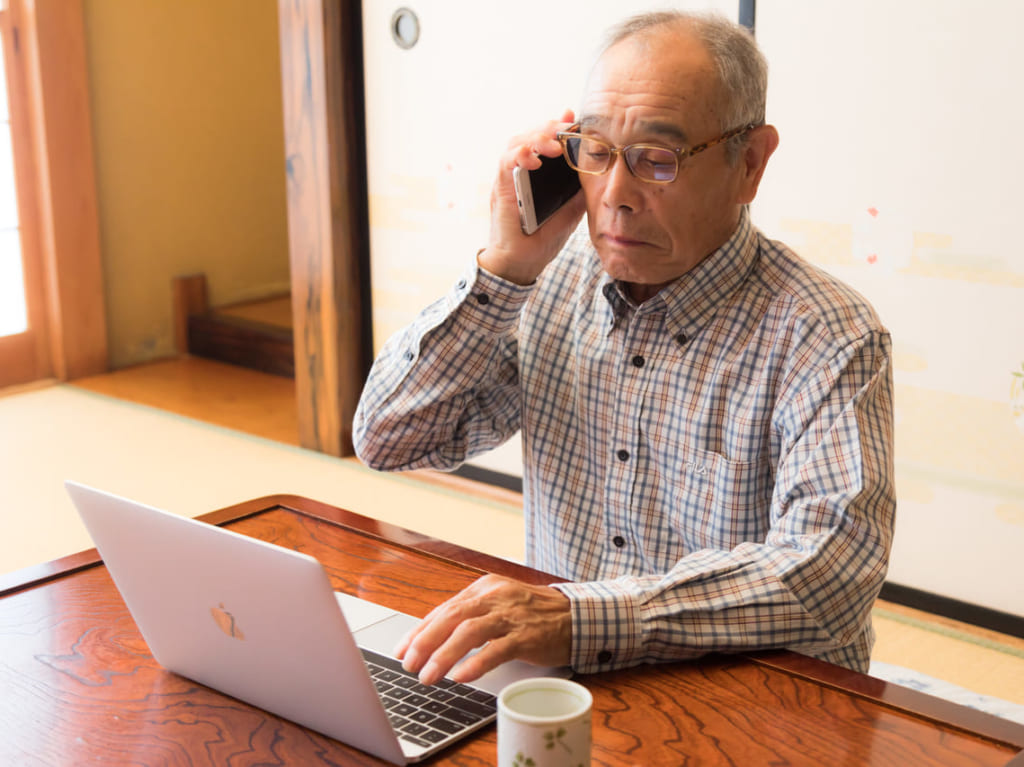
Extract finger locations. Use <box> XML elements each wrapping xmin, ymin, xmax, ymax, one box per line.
<box><xmin>448</xmin><ymin>636</ymin><xmax>520</xmax><ymax>684</ymax></box>
<box><xmin>393</xmin><ymin>600</ymin><xmax>445</xmax><ymax>660</ymax></box>
<box><xmin>505</xmin><ymin>115</ymin><xmax>576</xmax><ymax>165</ymax></box>
<box><xmin>396</xmin><ymin>615</ymin><xmax>449</xmax><ymax>673</ymax></box>
<box><xmin>399</xmin><ymin>589</ymin><xmax>489</xmax><ymax>675</ymax></box>
<box><xmin>392</xmin><ymin>622</ymin><xmax>418</xmax><ymax>660</ymax></box>
<box><xmin>507</xmin><ymin>143</ymin><xmax>544</xmax><ymax>172</ymax></box>
<box><xmin>401</xmin><ymin>576</ymin><xmax>512</xmax><ymax>682</ymax></box>
<box><xmin>506</xmin><ymin>114</ymin><xmax>572</xmax><ymax>151</ymax></box>
<box><xmin>415</xmin><ymin>611</ymin><xmax>513</xmax><ymax>685</ymax></box>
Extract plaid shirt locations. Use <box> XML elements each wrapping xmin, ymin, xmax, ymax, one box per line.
<box><xmin>354</xmin><ymin>209</ymin><xmax>896</xmax><ymax>674</ymax></box>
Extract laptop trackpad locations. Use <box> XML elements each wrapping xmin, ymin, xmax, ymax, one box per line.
<box><xmin>336</xmin><ymin>592</ymin><xmax>413</xmax><ymax>632</ymax></box>
<box><xmin>352</xmin><ymin>611</ymin><xmax>420</xmax><ymax>653</ymax></box>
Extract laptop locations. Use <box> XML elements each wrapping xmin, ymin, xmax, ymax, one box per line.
<box><xmin>65</xmin><ymin>481</ymin><xmax>570</xmax><ymax>764</ymax></box>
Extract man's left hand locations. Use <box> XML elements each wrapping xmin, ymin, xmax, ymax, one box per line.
<box><xmin>394</xmin><ymin>574</ymin><xmax>572</xmax><ymax>686</ymax></box>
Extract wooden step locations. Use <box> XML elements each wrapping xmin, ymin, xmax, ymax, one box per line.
<box><xmin>173</xmin><ymin>275</ymin><xmax>294</xmax><ymax>378</ymax></box>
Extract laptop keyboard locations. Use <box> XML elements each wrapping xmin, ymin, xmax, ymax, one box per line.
<box><xmin>361</xmin><ymin>648</ymin><xmax>498</xmax><ymax>749</ymax></box>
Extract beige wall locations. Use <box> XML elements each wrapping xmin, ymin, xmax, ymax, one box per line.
<box><xmin>83</xmin><ymin>0</ymin><xmax>289</xmax><ymax>367</ymax></box>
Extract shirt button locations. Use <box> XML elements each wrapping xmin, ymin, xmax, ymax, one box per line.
<box><xmin>456</xmin><ymin>279</ymin><xmax>466</xmax><ymax>289</ymax></box>
<box><xmin>675</xmin><ymin>332</ymin><xmax>688</xmax><ymax>345</ymax></box>
<box><xmin>631</xmin><ymin>354</ymin><xmax>645</xmax><ymax>368</ymax></box>
<box><xmin>475</xmin><ymin>293</ymin><xmax>490</xmax><ymax>305</ymax></box>
<box><xmin>403</xmin><ymin>351</ymin><xmax>414</xmax><ymax>362</ymax></box>
<box><xmin>616</xmin><ymin>449</ymin><xmax>629</xmax><ymax>462</ymax></box>
<box><xmin>597</xmin><ymin>650</ymin><xmax>613</xmax><ymax>664</ymax></box>
<box><xmin>612</xmin><ymin>535</ymin><xmax>626</xmax><ymax>548</ymax></box>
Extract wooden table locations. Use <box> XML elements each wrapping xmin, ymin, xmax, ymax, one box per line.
<box><xmin>2</xmin><ymin>494</ymin><xmax>1023</xmax><ymax>766</ymax></box>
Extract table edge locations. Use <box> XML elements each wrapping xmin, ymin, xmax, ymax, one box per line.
<box><xmin>750</xmin><ymin>650</ymin><xmax>1024</xmax><ymax>752</ymax></box>
<box><xmin>0</xmin><ymin>494</ymin><xmax>554</xmax><ymax>599</ymax></box>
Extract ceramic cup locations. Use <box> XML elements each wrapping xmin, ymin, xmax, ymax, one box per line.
<box><xmin>497</xmin><ymin>677</ymin><xmax>592</xmax><ymax>767</ymax></box>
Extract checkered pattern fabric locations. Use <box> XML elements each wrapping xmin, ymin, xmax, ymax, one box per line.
<box><xmin>354</xmin><ymin>209</ymin><xmax>896</xmax><ymax>674</ymax></box>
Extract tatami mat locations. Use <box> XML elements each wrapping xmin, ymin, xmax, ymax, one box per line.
<box><xmin>2</xmin><ymin>381</ymin><xmax>1023</xmax><ymax>719</ymax></box>
<box><xmin>0</xmin><ymin>384</ymin><xmax>524</xmax><ymax>575</ymax></box>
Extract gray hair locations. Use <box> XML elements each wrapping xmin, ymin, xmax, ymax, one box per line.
<box><xmin>601</xmin><ymin>11</ymin><xmax>767</xmax><ymax>161</ymax></box>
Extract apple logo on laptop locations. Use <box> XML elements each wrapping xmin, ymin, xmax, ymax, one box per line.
<box><xmin>210</xmin><ymin>603</ymin><xmax>246</xmax><ymax>640</ymax></box>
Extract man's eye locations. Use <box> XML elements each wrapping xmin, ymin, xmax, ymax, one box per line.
<box><xmin>631</xmin><ymin>149</ymin><xmax>676</xmax><ymax>179</ymax></box>
<box><xmin>638</xmin><ymin>158</ymin><xmax>673</xmax><ymax>171</ymax></box>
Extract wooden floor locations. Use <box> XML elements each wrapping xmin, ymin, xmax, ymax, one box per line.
<box><xmin>73</xmin><ymin>356</ymin><xmax>302</xmax><ymax>446</ymax></box>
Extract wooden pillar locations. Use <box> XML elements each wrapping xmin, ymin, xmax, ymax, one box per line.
<box><xmin>277</xmin><ymin>0</ymin><xmax>370</xmax><ymax>456</ymax></box>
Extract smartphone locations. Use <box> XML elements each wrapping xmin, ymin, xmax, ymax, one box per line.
<box><xmin>513</xmin><ymin>153</ymin><xmax>582</xmax><ymax>235</ymax></box>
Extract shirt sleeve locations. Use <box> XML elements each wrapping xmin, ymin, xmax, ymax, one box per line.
<box><xmin>554</xmin><ymin>329</ymin><xmax>896</xmax><ymax>674</ymax></box>
<box><xmin>353</xmin><ymin>259</ymin><xmax>534</xmax><ymax>472</ymax></box>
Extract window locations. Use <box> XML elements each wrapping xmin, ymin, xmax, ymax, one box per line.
<box><xmin>0</xmin><ymin>19</ymin><xmax>27</xmax><ymax>339</ymax></box>
<box><xmin>0</xmin><ymin>0</ymin><xmax>106</xmax><ymax>389</ymax></box>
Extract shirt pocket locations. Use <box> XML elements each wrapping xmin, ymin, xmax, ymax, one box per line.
<box><xmin>670</xmin><ymin>447</ymin><xmax>773</xmax><ymax>552</ymax></box>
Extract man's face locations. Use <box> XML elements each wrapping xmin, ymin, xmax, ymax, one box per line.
<box><xmin>578</xmin><ymin>30</ymin><xmax>751</xmax><ymax>296</ymax></box>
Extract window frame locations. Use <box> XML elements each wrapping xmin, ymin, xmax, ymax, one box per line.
<box><xmin>0</xmin><ymin>0</ymin><xmax>105</xmax><ymax>390</ymax></box>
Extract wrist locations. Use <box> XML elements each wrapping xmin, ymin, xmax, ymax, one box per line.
<box><xmin>477</xmin><ymin>247</ymin><xmax>542</xmax><ymax>286</ymax></box>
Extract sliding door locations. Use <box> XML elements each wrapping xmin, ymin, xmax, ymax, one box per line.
<box><xmin>361</xmin><ymin>0</ymin><xmax>736</xmax><ymax>480</ymax></box>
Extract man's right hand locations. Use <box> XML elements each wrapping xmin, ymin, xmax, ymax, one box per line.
<box><xmin>477</xmin><ymin>109</ymin><xmax>586</xmax><ymax>286</ymax></box>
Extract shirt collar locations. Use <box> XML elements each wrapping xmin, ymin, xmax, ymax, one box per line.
<box><xmin>599</xmin><ymin>207</ymin><xmax>759</xmax><ymax>342</ymax></box>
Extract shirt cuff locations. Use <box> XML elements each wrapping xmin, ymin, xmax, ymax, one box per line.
<box><xmin>552</xmin><ymin>580</ymin><xmax>646</xmax><ymax>674</ymax></box>
<box><xmin>446</xmin><ymin>258</ymin><xmax>534</xmax><ymax>336</ymax></box>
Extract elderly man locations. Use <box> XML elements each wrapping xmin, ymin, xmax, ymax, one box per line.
<box><xmin>353</xmin><ymin>11</ymin><xmax>895</xmax><ymax>685</ymax></box>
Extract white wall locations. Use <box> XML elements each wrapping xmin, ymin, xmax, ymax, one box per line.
<box><xmin>752</xmin><ymin>1</ymin><xmax>1024</xmax><ymax>617</ymax></box>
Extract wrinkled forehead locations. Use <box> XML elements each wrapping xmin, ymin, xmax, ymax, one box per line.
<box><xmin>580</xmin><ymin>30</ymin><xmax>724</xmax><ymax>140</ymax></box>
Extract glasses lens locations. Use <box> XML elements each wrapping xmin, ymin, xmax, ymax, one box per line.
<box><xmin>624</xmin><ymin>146</ymin><xmax>678</xmax><ymax>182</ymax></box>
<box><xmin>564</xmin><ymin>136</ymin><xmax>611</xmax><ymax>174</ymax></box>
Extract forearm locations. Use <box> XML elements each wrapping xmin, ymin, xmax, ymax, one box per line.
<box><xmin>555</xmin><ymin>532</ymin><xmax>886</xmax><ymax>674</ymax></box>
<box><xmin>353</xmin><ymin>262</ymin><xmax>532</xmax><ymax>471</ymax></box>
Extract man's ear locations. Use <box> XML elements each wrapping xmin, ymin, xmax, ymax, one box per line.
<box><xmin>736</xmin><ymin>124</ymin><xmax>779</xmax><ymax>205</ymax></box>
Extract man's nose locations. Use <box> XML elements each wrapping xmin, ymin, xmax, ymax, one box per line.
<box><xmin>600</xmin><ymin>154</ymin><xmax>644</xmax><ymax>212</ymax></box>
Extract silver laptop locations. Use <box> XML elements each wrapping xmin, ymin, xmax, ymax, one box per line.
<box><xmin>65</xmin><ymin>481</ymin><xmax>568</xmax><ymax>764</ymax></box>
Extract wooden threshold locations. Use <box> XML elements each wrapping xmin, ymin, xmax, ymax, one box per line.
<box><xmin>172</xmin><ymin>274</ymin><xmax>295</xmax><ymax>379</ymax></box>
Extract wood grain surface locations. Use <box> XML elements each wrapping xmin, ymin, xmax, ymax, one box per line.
<box><xmin>2</xmin><ymin>496</ymin><xmax>1023</xmax><ymax>766</ymax></box>
<box><xmin>277</xmin><ymin>0</ymin><xmax>370</xmax><ymax>457</ymax></box>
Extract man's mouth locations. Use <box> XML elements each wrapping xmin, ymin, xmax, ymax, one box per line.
<box><xmin>602</xmin><ymin>232</ymin><xmax>649</xmax><ymax>248</ymax></box>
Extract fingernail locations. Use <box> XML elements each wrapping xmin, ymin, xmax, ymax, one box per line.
<box><xmin>402</xmin><ymin>649</ymin><xmax>419</xmax><ymax>673</ymax></box>
<box><xmin>419</xmin><ymin>661</ymin><xmax>438</xmax><ymax>685</ymax></box>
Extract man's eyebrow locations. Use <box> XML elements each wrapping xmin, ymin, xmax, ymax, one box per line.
<box><xmin>577</xmin><ymin>115</ymin><xmax>690</xmax><ymax>146</ymax></box>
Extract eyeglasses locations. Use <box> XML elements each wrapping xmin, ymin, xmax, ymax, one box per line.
<box><xmin>556</xmin><ymin>123</ymin><xmax>756</xmax><ymax>184</ymax></box>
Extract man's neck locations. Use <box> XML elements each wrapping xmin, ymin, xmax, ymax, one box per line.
<box><xmin>625</xmin><ymin>281</ymin><xmax>670</xmax><ymax>305</ymax></box>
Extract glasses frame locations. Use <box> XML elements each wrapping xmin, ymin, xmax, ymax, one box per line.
<box><xmin>555</xmin><ymin>122</ymin><xmax>758</xmax><ymax>184</ymax></box>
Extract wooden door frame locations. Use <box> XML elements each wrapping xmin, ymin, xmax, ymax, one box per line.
<box><xmin>0</xmin><ymin>4</ymin><xmax>47</xmax><ymax>388</ymax></box>
<box><xmin>0</xmin><ymin>0</ymin><xmax>106</xmax><ymax>388</ymax></box>
<box><xmin>277</xmin><ymin>0</ymin><xmax>371</xmax><ymax>457</ymax></box>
